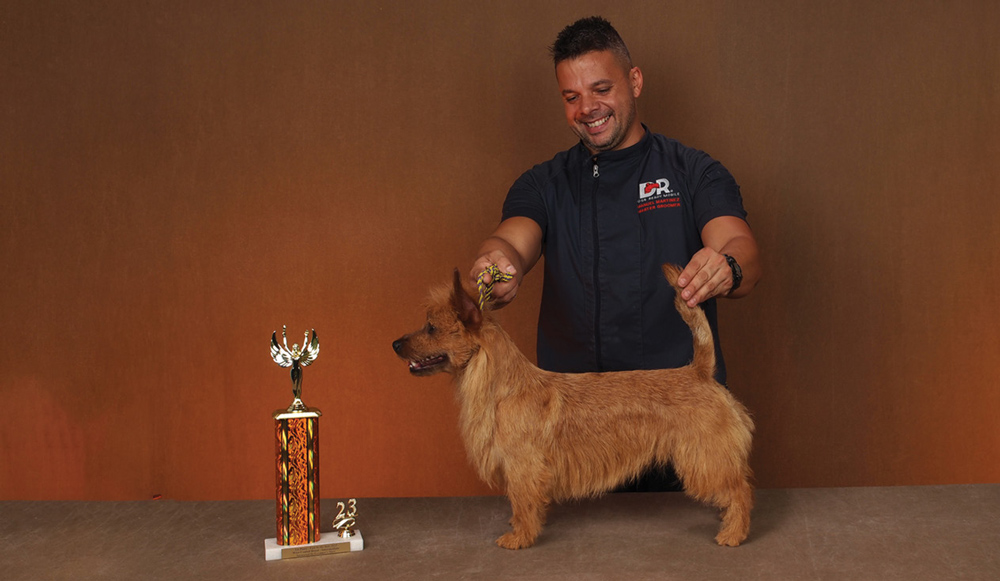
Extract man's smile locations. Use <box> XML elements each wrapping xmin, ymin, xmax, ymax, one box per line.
<box><xmin>585</xmin><ymin>114</ymin><xmax>612</xmax><ymax>129</ymax></box>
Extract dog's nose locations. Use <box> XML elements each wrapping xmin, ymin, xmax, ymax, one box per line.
<box><xmin>392</xmin><ymin>338</ymin><xmax>404</xmax><ymax>354</ymax></box>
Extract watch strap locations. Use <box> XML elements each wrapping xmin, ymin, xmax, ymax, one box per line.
<box><xmin>723</xmin><ymin>254</ymin><xmax>743</xmax><ymax>293</ymax></box>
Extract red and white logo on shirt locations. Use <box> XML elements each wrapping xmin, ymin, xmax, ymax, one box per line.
<box><xmin>637</xmin><ymin>178</ymin><xmax>680</xmax><ymax>214</ymax></box>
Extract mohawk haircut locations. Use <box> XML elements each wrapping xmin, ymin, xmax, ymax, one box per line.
<box><xmin>550</xmin><ymin>16</ymin><xmax>632</xmax><ymax>70</ymax></box>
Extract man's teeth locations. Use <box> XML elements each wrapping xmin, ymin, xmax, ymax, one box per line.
<box><xmin>586</xmin><ymin>116</ymin><xmax>610</xmax><ymax>128</ymax></box>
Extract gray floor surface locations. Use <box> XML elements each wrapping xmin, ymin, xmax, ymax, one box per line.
<box><xmin>3</xmin><ymin>485</ymin><xmax>998</xmax><ymax>580</ymax></box>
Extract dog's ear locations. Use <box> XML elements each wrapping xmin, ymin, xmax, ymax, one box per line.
<box><xmin>452</xmin><ymin>268</ymin><xmax>482</xmax><ymax>331</ymax></box>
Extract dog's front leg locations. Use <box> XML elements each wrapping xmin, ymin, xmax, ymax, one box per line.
<box><xmin>496</xmin><ymin>478</ymin><xmax>550</xmax><ymax>550</ymax></box>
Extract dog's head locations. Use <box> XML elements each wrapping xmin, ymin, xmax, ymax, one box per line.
<box><xmin>392</xmin><ymin>269</ymin><xmax>484</xmax><ymax>376</ymax></box>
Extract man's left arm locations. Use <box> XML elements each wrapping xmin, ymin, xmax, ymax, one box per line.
<box><xmin>677</xmin><ymin>216</ymin><xmax>761</xmax><ymax>308</ymax></box>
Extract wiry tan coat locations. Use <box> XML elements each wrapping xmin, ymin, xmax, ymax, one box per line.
<box><xmin>393</xmin><ymin>264</ymin><xmax>754</xmax><ymax>549</ymax></box>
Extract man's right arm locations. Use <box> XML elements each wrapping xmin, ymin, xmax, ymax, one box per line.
<box><xmin>470</xmin><ymin>217</ymin><xmax>543</xmax><ymax>307</ymax></box>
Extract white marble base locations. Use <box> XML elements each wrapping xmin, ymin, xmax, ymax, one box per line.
<box><xmin>264</xmin><ymin>531</ymin><xmax>364</xmax><ymax>561</ymax></box>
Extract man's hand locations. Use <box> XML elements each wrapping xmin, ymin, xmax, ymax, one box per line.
<box><xmin>469</xmin><ymin>217</ymin><xmax>543</xmax><ymax>309</ymax></box>
<box><xmin>470</xmin><ymin>252</ymin><xmax>520</xmax><ymax>307</ymax></box>
<box><xmin>678</xmin><ymin>216</ymin><xmax>761</xmax><ymax>307</ymax></box>
<box><xmin>677</xmin><ymin>247</ymin><xmax>733</xmax><ymax>307</ymax></box>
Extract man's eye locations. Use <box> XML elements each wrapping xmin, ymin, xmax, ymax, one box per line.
<box><xmin>565</xmin><ymin>95</ymin><xmax>578</xmax><ymax>103</ymax></box>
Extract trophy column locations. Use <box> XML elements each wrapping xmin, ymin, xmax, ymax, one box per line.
<box><xmin>274</xmin><ymin>407</ymin><xmax>321</xmax><ymax>545</ymax></box>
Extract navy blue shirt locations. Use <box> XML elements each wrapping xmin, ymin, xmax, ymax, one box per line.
<box><xmin>502</xmin><ymin>128</ymin><xmax>747</xmax><ymax>382</ymax></box>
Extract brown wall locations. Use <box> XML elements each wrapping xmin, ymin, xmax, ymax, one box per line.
<box><xmin>2</xmin><ymin>1</ymin><xmax>998</xmax><ymax>500</ymax></box>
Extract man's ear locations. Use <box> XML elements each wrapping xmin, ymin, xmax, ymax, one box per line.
<box><xmin>452</xmin><ymin>268</ymin><xmax>482</xmax><ymax>331</ymax></box>
<box><xmin>630</xmin><ymin>66</ymin><xmax>643</xmax><ymax>98</ymax></box>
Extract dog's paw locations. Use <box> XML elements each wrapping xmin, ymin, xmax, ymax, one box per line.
<box><xmin>496</xmin><ymin>531</ymin><xmax>535</xmax><ymax>550</ymax></box>
<box><xmin>714</xmin><ymin>530</ymin><xmax>745</xmax><ymax>547</ymax></box>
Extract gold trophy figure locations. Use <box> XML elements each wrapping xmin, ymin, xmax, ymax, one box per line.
<box><xmin>271</xmin><ymin>327</ymin><xmax>320</xmax><ymax>411</ymax></box>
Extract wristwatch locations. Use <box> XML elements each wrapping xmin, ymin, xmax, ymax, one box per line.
<box><xmin>723</xmin><ymin>254</ymin><xmax>743</xmax><ymax>294</ymax></box>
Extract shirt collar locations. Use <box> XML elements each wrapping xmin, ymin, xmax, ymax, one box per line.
<box><xmin>576</xmin><ymin>124</ymin><xmax>651</xmax><ymax>165</ymax></box>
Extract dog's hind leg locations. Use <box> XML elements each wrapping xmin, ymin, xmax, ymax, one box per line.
<box><xmin>712</xmin><ymin>479</ymin><xmax>753</xmax><ymax>546</ymax></box>
<box><xmin>672</xmin><ymin>449</ymin><xmax>753</xmax><ymax>546</ymax></box>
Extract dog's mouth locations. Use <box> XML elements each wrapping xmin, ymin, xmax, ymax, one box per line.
<box><xmin>408</xmin><ymin>354</ymin><xmax>448</xmax><ymax>375</ymax></box>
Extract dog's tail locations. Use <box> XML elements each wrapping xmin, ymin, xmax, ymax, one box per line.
<box><xmin>661</xmin><ymin>264</ymin><xmax>716</xmax><ymax>381</ymax></box>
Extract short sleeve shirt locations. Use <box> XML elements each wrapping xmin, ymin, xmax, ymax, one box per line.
<box><xmin>502</xmin><ymin>128</ymin><xmax>747</xmax><ymax>382</ymax></box>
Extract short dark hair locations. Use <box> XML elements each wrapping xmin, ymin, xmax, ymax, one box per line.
<box><xmin>550</xmin><ymin>16</ymin><xmax>632</xmax><ymax>69</ymax></box>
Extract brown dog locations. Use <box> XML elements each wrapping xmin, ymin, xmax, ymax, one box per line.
<box><xmin>392</xmin><ymin>264</ymin><xmax>754</xmax><ymax>549</ymax></box>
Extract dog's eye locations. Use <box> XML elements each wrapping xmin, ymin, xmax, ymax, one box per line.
<box><xmin>426</xmin><ymin>323</ymin><xmax>437</xmax><ymax>335</ymax></box>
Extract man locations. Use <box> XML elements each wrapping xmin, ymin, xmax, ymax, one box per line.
<box><xmin>470</xmin><ymin>17</ymin><xmax>760</xmax><ymax>491</ymax></box>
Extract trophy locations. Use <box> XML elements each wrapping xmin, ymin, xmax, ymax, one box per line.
<box><xmin>263</xmin><ymin>327</ymin><xmax>363</xmax><ymax>560</ymax></box>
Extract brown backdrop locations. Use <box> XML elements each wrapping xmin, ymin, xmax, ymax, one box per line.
<box><xmin>2</xmin><ymin>1</ymin><xmax>998</xmax><ymax>500</ymax></box>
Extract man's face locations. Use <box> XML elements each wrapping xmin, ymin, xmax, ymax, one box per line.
<box><xmin>555</xmin><ymin>50</ymin><xmax>644</xmax><ymax>154</ymax></box>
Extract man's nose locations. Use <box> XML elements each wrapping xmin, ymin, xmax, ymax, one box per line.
<box><xmin>578</xmin><ymin>95</ymin><xmax>596</xmax><ymax>115</ymax></box>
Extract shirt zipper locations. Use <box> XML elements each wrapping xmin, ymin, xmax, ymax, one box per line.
<box><xmin>591</xmin><ymin>156</ymin><xmax>603</xmax><ymax>371</ymax></box>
